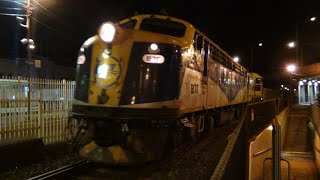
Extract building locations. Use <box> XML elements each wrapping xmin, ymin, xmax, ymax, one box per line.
<box><xmin>0</xmin><ymin>58</ymin><xmax>76</xmax><ymax>80</ymax></box>
<box><xmin>295</xmin><ymin>63</ymin><xmax>320</xmax><ymax>104</ymax></box>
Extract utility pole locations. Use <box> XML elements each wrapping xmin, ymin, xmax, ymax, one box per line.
<box><xmin>249</xmin><ymin>43</ymin><xmax>263</xmax><ymax>73</ymax></box>
<box><xmin>26</xmin><ymin>0</ymin><xmax>32</xmax><ymax>117</ymax></box>
<box><xmin>295</xmin><ymin>23</ymin><xmax>300</xmax><ymax>66</ymax></box>
<box><xmin>26</xmin><ymin>0</ymin><xmax>32</xmax><ymax>76</ymax></box>
<box><xmin>250</xmin><ymin>47</ymin><xmax>253</xmax><ymax>72</ymax></box>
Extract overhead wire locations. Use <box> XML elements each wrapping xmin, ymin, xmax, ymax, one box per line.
<box><xmin>31</xmin><ymin>16</ymin><xmax>57</xmax><ymax>31</ymax></box>
<box><xmin>32</xmin><ymin>0</ymin><xmax>57</xmax><ymax>19</ymax></box>
<box><xmin>0</xmin><ymin>12</ymin><xmax>26</xmax><ymax>16</ymax></box>
<box><xmin>0</xmin><ymin>0</ymin><xmax>62</xmax><ymax>32</ymax></box>
<box><xmin>29</xmin><ymin>0</ymin><xmax>81</xmax><ymax>38</ymax></box>
<box><xmin>1</xmin><ymin>0</ymin><xmax>83</xmax><ymax>38</ymax></box>
<box><xmin>0</xmin><ymin>7</ymin><xmax>25</xmax><ymax>11</ymax></box>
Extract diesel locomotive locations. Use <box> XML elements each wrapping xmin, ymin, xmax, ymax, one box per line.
<box><xmin>72</xmin><ymin>14</ymin><xmax>262</xmax><ymax>165</ymax></box>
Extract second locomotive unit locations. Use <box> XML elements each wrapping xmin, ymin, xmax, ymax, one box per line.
<box><xmin>73</xmin><ymin>14</ymin><xmax>251</xmax><ymax>165</ymax></box>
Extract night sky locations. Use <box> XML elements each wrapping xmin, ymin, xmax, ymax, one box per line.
<box><xmin>0</xmin><ymin>0</ymin><xmax>320</xmax><ymax>87</ymax></box>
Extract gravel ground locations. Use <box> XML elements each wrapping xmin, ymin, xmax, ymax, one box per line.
<box><xmin>0</xmin><ymin>120</ymin><xmax>239</xmax><ymax>180</ymax></box>
<box><xmin>145</xmin><ymin>120</ymin><xmax>239</xmax><ymax>180</ymax></box>
<box><xmin>0</xmin><ymin>144</ymin><xmax>83</xmax><ymax>180</ymax></box>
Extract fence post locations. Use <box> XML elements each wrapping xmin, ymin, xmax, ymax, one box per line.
<box><xmin>272</xmin><ymin>118</ymin><xmax>281</xmax><ymax>180</ymax></box>
<box><xmin>37</xmin><ymin>91</ymin><xmax>42</xmax><ymax>139</ymax></box>
<box><xmin>63</xmin><ymin>79</ymin><xmax>66</xmax><ymax>141</ymax></box>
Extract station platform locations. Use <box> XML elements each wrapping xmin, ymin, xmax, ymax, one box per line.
<box><xmin>281</xmin><ymin>105</ymin><xmax>318</xmax><ymax>179</ymax></box>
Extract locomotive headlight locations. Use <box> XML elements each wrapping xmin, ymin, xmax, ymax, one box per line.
<box><xmin>95</xmin><ymin>53</ymin><xmax>121</xmax><ymax>88</ymax></box>
<box><xmin>148</xmin><ymin>43</ymin><xmax>160</xmax><ymax>53</ymax></box>
<box><xmin>77</xmin><ymin>54</ymin><xmax>86</xmax><ymax>65</ymax></box>
<box><xmin>98</xmin><ymin>22</ymin><xmax>116</xmax><ymax>43</ymax></box>
<box><xmin>150</xmin><ymin>43</ymin><xmax>158</xmax><ymax>51</ymax></box>
<box><xmin>97</xmin><ymin>64</ymin><xmax>109</xmax><ymax>79</ymax></box>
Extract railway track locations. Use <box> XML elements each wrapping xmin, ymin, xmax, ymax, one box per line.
<box><xmin>27</xmin><ymin>160</ymin><xmax>89</xmax><ymax>180</ymax></box>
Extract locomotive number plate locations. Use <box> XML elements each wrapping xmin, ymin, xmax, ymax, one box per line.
<box><xmin>142</xmin><ymin>54</ymin><xmax>165</xmax><ymax>64</ymax></box>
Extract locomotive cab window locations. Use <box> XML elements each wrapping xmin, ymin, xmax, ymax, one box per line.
<box><xmin>255</xmin><ymin>78</ymin><xmax>261</xmax><ymax>84</ymax></box>
<box><xmin>140</xmin><ymin>18</ymin><xmax>186</xmax><ymax>37</ymax></box>
<box><xmin>194</xmin><ymin>33</ymin><xmax>203</xmax><ymax>52</ymax></box>
<box><xmin>188</xmin><ymin>33</ymin><xmax>205</xmax><ymax>73</ymax></box>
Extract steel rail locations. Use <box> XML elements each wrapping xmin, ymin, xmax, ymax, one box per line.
<box><xmin>27</xmin><ymin>160</ymin><xmax>89</xmax><ymax>180</ymax></box>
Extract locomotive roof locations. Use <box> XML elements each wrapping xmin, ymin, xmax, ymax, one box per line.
<box><xmin>250</xmin><ymin>73</ymin><xmax>263</xmax><ymax>79</ymax></box>
<box><xmin>119</xmin><ymin>14</ymin><xmax>194</xmax><ymax>28</ymax></box>
<box><xmin>119</xmin><ymin>14</ymin><xmax>248</xmax><ymax>75</ymax></box>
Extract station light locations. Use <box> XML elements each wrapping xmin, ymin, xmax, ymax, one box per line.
<box><xmin>310</xmin><ymin>17</ymin><xmax>317</xmax><ymax>21</ymax></box>
<box><xmin>286</xmin><ymin>64</ymin><xmax>296</xmax><ymax>73</ymax></box>
<box><xmin>28</xmin><ymin>44</ymin><xmax>35</xmax><ymax>50</ymax></box>
<box><xmin>21</xmin><ymin>38</ymin><xmax>28</xmax><ymax>44</ymax></box>
<box><xmin>233</xmin><ymin>56</ymin><xmax>239</xmax><ymax>63</ymax></box>
<box><xmin>287</xmin><ymin>42</ymin><xmax>295</xmax><ymax>48</ymax></box>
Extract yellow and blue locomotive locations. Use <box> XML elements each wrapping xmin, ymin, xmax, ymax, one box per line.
<box><xmin>248</xmin><ymin>72</ymin><xmax>263</xmax><ymax>101</ymax></box>
<box><xmin>73</xmin><ymin>14</ymin><xmax>251</xmax><ymax>165</ymax></box>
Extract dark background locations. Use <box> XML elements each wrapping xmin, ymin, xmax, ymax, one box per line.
<box><xmin>0</xmin><ymin>0</ymin><xmax>320</xmax><ymax>87</ymax></box>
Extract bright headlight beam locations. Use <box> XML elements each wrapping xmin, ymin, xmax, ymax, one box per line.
<box><xmin>97</xmin><ymin>64</ymin><xmax>109</xmax><ymax>79</ymax></box>
<box><xmin>150</xmin><ymin>43</ymin><xmax>158</xmax><ymax>51</ymax></box>
<box><xmin>77</xmin><ymin>54</ymin><xmax>86</xmax><ymax>65</ymax></box>
<box><xmin>99</xmin><ymin>23</ymin><xmax>116</xmax><ymax>43</ymax></box>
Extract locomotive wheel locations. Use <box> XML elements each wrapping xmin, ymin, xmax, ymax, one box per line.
<box><xmin>235</xmin><ymin>106</ymin><xmax>242</xmax><ymax>120</ymax></box>
<box><xmin>229</xmin><ymin>108</ymin><xmax>235</xmax><ymax>121</ymax></box>
<box><xmin>172</xmin><ymin>119</ymin><xmax>184</xmax><ymax>148</ymax></box>
<box><xmin>205</xmin><ymin>112</ymin><xmax>215</xmax><ymax>133</ymax></box>
<box><xmin>216</xmin><ymin>108</ymin><xmax>233</xmax><ymax>126</ymax></box>
<box><xmin>190</xmin><ymin>113</ymin><xmax>198</xmax><ymax>142</ymax></box>
<box><xmin>220</xmin><ymin>109</ymin><xmax>229</xmax><ymax>125</ymax></box>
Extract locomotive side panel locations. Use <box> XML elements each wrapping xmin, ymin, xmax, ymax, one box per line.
<box><xmin>178</xmin><ymin>68</ymin><xmax>205</xmax><ymax>111</ymax></box>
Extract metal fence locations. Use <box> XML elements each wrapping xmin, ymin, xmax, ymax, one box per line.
<box><xmin>311</xmin><ymin>104</ymin><xmax>320</xmax><ymax>171</ymax></box>
<box><xmin>0</xmin><ymin>76</ymin><xmax>75</xmax><ymax>144</ymax></box>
